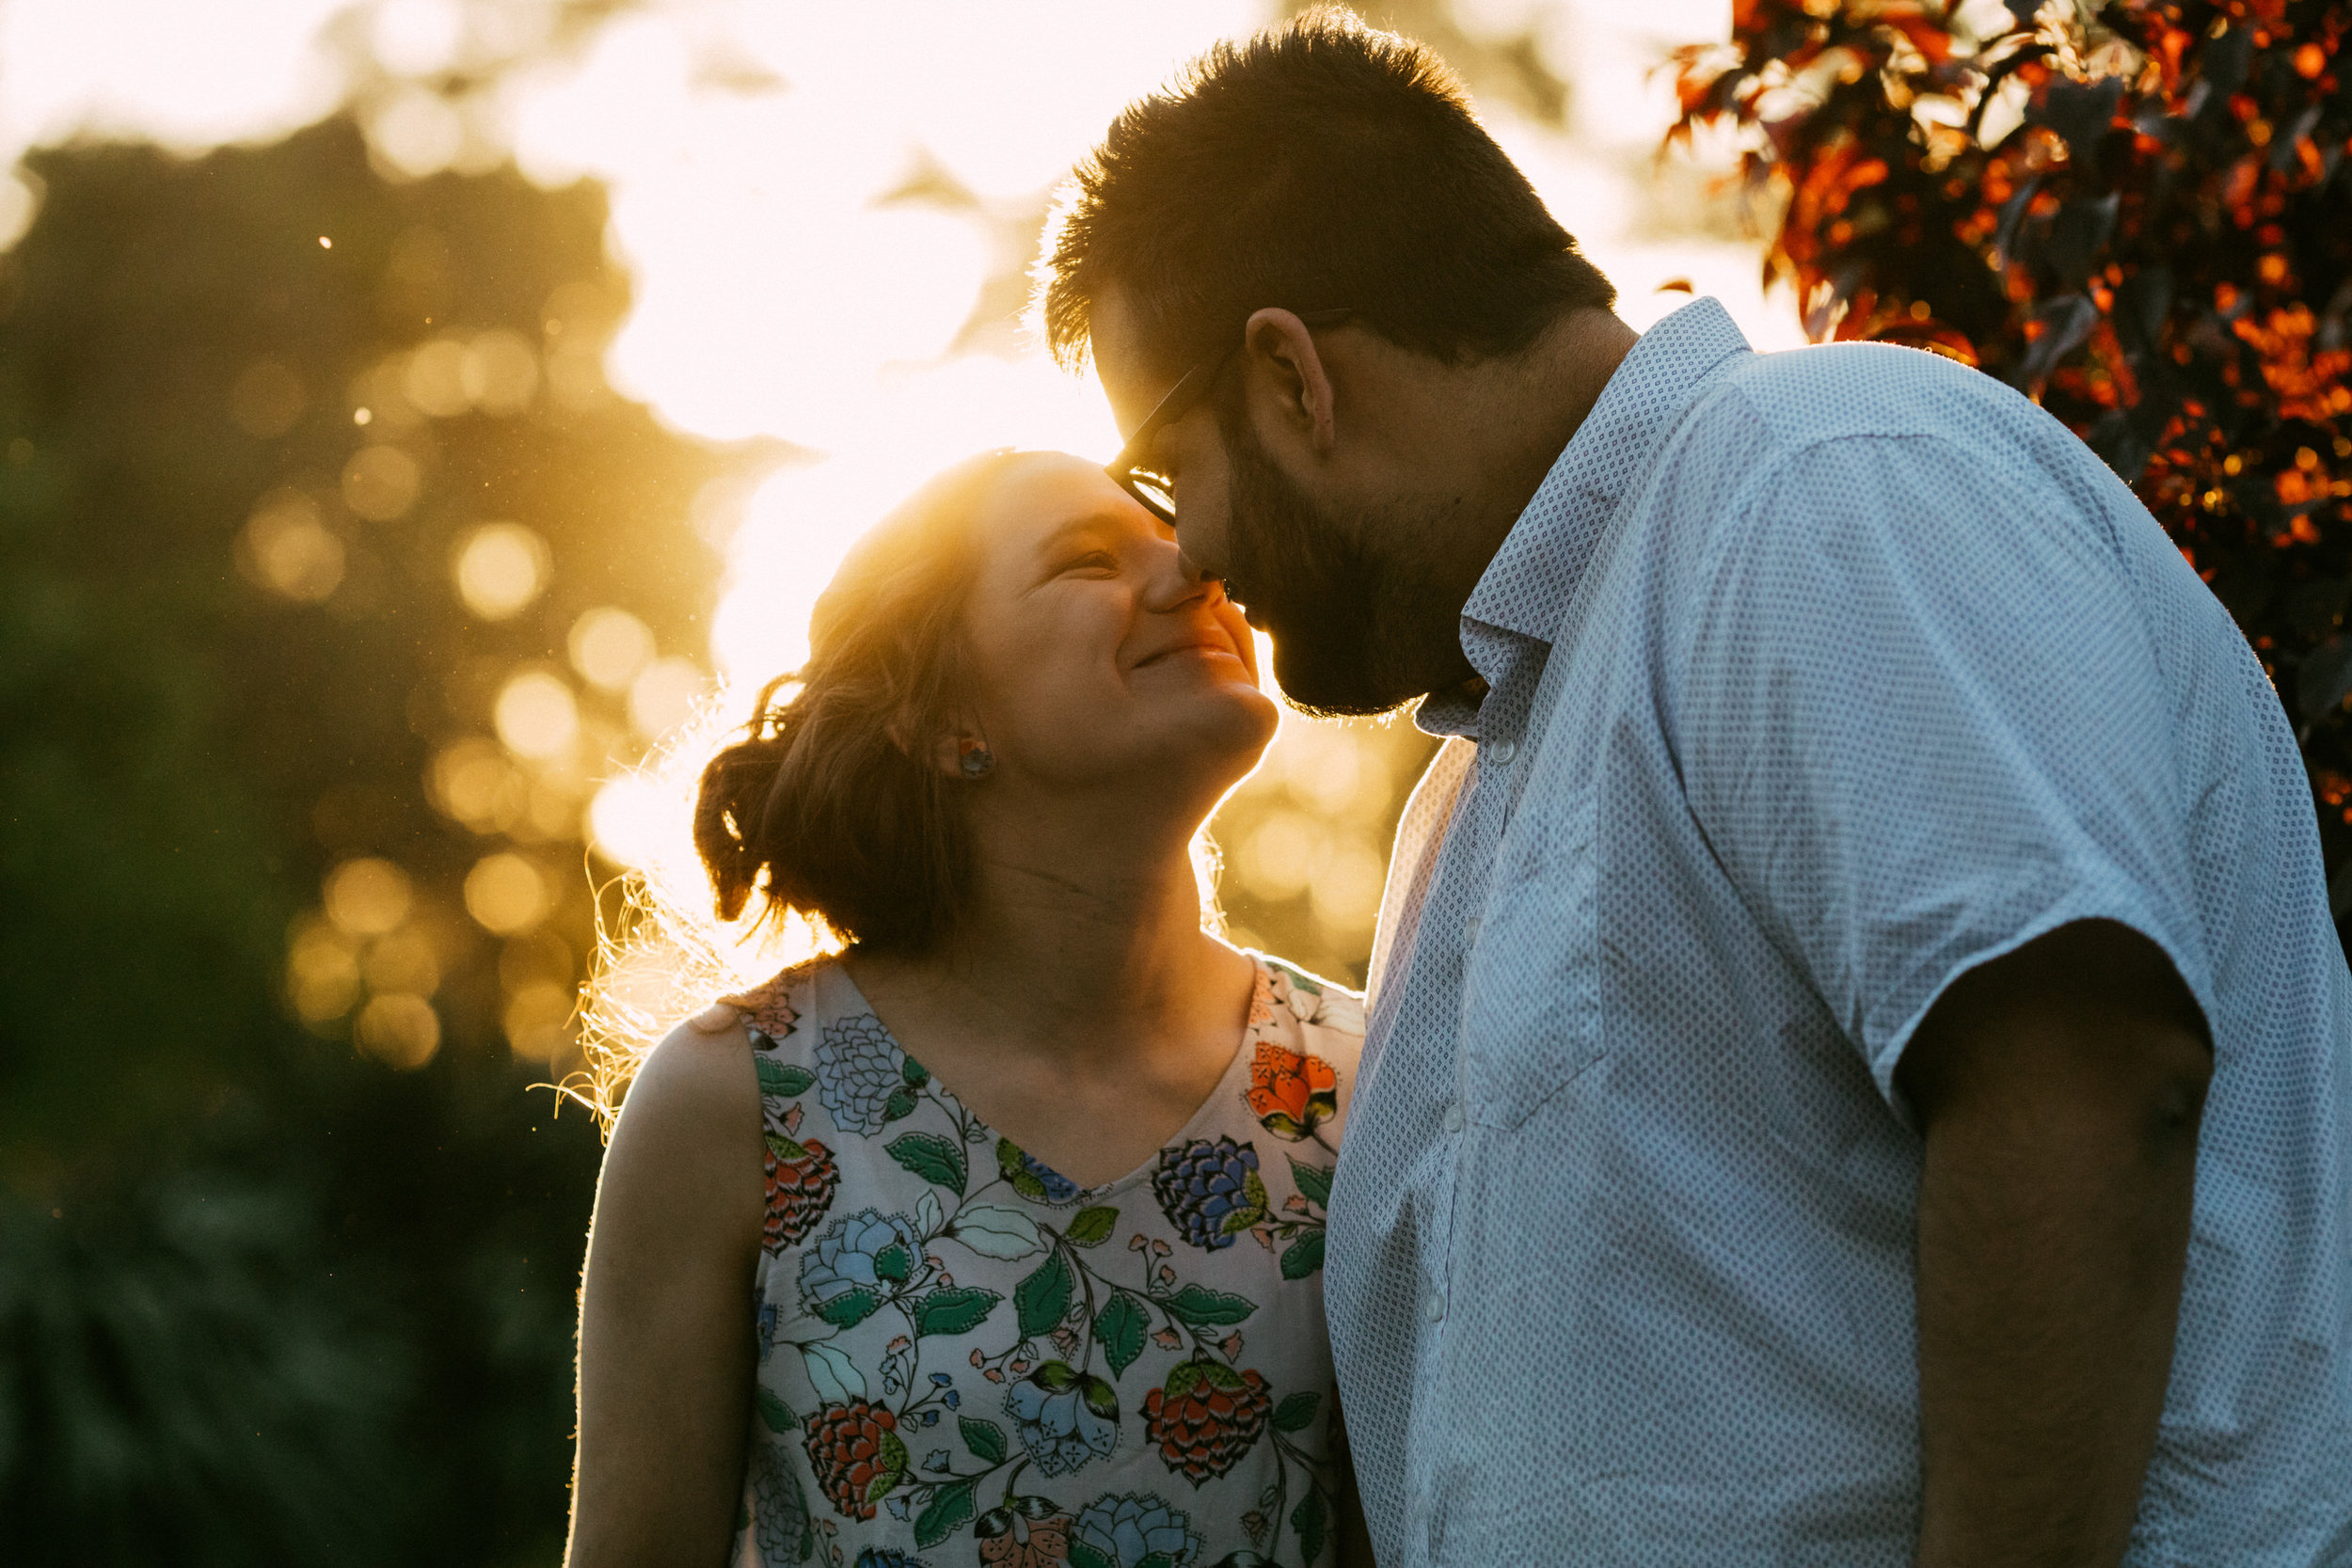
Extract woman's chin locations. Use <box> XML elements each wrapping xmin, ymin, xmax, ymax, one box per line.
<box><xmin>1138</xmin><ymin>681</ymin><xmax>1279</xmax><ymax>783</ymax></box>
<box><xmin>1207</xmin><ymin>684</ymin><xmax>1282</xmax><ymax>768</ymax></box>
<box><xmin>1202</xmin><ymin>668</ymin><xmax>1279</xmax><ymax>724</ymax></box>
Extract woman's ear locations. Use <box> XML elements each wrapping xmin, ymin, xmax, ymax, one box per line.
<box><xmin>916</xmin><ymin>727</ymin><xmax>993</xmax><ymax>781</ymax></box>
<box><xmin>882</xmin><ymin>715</ymin><xmax>961</xmax><ymax>780</ymax></box>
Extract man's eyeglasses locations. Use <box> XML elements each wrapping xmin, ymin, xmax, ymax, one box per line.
<box><xmin>1104</xmin><ymin>309</ymin><xmax>1353</xmax><ymax>525</ymax></box>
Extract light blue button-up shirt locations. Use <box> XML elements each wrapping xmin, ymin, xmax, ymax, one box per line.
<box><xmin>1325</xmin><ymin>297</ymin><xmax>2352</xmax><ymax>1565</ymax></box>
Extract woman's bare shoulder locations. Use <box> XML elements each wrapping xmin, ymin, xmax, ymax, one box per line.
<box><xmin>597</xmin><ymin>1010</ymin><xmax>764</xmax><ymax>1240</ymax></box>
<box><xmin>619</xmin><ymin>1010</ymin><xmax>758</xmax><ymax>1130</ymax></box>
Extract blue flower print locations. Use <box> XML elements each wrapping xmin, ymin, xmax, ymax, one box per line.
<box><xmin>799</xmin><ymin>1209</ymin><xmax>919</xmax><ymax>1314</ymax></box>
<box><xmin>852</xmin><ymin>1549</ymin><xmax>928</xmax><ymax>1568</ymax></box>
<box><xmin>746</xmin><ymin>1433</ymin><xmax>814</xmax><ymax>1566</ymax></box>
<box><xmin>1073</xmin><ymin>1492</ymin><xmax>1203</xmax><ymax>1568</ymax></box>
<box><xmin>817</xmin><ymin>1013</ymin><xmax>910</xmax><ymax>1135</ymax></box>
<box><xmin>1004</xmin><ymin>1360</ymin><xmax>1120</xmax><ymax>1477</ymax></box>
<box><xmin>1150</xmin><ymin>1137</ymin><xmax>1265</xmax><ymax>1251</ymax></box>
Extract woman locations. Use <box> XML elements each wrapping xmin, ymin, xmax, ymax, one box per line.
<box><xmin>566</xmin><ymin>451</ymin><xmax>1370</xmax><ymax>1568</ymax></box>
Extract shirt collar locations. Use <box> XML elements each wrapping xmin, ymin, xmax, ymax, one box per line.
<box><xmin>1459</xmin><ymin>295</ymin><xmax>1753</xmax><ymax>647</ymax></box>
<box><xmin>1414</xmin><ymin>676</ymin><xmax>1485</xmax><ymax>739</ymax></box>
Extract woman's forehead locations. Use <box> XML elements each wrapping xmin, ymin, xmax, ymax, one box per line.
<box><xmin>976</xmin><ymin>451</ymin><xmax>1151</xmax><ymax>550</ymax></box>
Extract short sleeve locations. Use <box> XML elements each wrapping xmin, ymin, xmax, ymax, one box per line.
<box><xmin>1674</xmin><ymin>432</ymin><xmax>2215</xmax><ymax>1108</ymax></box>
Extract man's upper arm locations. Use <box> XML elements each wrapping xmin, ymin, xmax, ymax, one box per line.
<box><xmin>1673</xmin><ymin>431</ymin><xmax>2215</xmax><ymax>1103</ymax></box>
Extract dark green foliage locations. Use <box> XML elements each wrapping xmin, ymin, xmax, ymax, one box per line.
<box><xmin>0</xmin><ymin>1177</ymin><xmax>403</xmax><ymax>1565</ymax></box>
<box><xmin>0</xmin><ymin>115</ymin><xmax>755</xmax><ymax>1563</ymax></box>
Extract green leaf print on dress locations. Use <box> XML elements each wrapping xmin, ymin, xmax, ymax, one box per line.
<box><xmin>1094</xmin><ymin>1291</ymin><xmax>1150</xmax><ymax>1379</ymax></box>
<box><xmin>958</xmin><ymin>1413</ymin><xmax>1009</xmax><ymax>1465</ymax></box>
<box><xmin>757</xmin><ymin>1056</ymin><xmax>818</xmax><ymax>1098</ymax></box>
<box><xmin>911</xmin><ymin>1286</ymin><xmax>1001</xmax><ymax>1338</ymax></box>
<box><xmin>913</xmin><ymin>1475</ymin><xmax>977</xmax><ymax>1547</ymax></box>
<box><xmin>1014</xmin><ymin>1249</ymin><xmax>1076</xmax><ymax>1338</ymax></box>
<box><xmin>886</xmin><ymin>1132</ymin><xmax>967</xmax><ymax>1192</ymax></box>
<box><xmin>731</xmin><ymin>955</ymin><xmax>1361</xmax><ymax>1567</ymax></box>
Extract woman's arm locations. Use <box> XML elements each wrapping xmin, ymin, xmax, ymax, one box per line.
<box><xmin>566</xmin><ymin>1017</ymin><xmax>767</xmax><ymax>1568</ymax></box>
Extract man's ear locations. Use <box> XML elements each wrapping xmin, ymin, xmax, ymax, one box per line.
<box><xmin>1240</xmin><ymin>308</ymin><xmax>1338</xmax><ymax>456</ymax></box>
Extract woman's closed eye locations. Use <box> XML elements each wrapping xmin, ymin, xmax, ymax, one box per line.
<box><xmin>1057</xmin><ymin>549</ymin><xmax>1120</xmax><ymax>578</ymax></box>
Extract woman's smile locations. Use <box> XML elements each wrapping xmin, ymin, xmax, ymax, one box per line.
<box><xmin>1130</xmin><ymin>628</ymin><xmax>1245</xmax><ymax>672</ymax></box>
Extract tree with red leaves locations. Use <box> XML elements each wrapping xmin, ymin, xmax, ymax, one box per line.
<box><xmin>1672</xmin><ymin>0</ymin><xmax>2352</xmax><ymax>929</ymax></box>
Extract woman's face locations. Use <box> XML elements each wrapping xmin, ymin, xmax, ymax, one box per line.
<box><xmin>959</xmin><ymin>452</ymin><xmax>1277</xmax><ymax>807</ymax></box>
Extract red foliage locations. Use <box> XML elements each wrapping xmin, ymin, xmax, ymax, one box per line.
<box><xmin>1673</xmin><ymin>0</ymin><xmax>2352</xmax><ymax>911</ymax></box>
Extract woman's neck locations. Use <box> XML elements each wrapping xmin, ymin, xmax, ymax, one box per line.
<box><xmin>845</xmin><ymin>787</ymin><xmax>1248</xmax><ymax>1076</ymax></box>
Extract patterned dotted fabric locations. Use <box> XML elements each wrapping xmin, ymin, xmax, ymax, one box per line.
<box><xmin>720</xmin><ymin>954</ymin><xmax>1364</xmax><ymax>1568</ymax></box>
<box><xmin>1325</xmin><ymin>296</ymin><xmax>2352</xmax><ymax>1566</ymax></box>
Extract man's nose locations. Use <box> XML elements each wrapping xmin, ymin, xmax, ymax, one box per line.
<box><xmin>1143</xmin><ymin>540</ymin><xmax>1219</xmax><ymax>611</ymax></box>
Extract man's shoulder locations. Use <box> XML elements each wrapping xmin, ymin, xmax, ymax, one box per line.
<box><xmin>1676</xmin><ymin>339</ymin><xmax>2053</xmax><ymax>476</ymax></box>
<box><xmin>1643</xmin><ymin>340</ymin><xmax>2105</xmax><ymax>570</ymax></box>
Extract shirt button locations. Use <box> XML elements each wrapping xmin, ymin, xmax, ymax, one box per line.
<box><xmin>1464</xmin><ymin>916</ymin><xmax>1481</xmax><ymax>947</ymax></box>
<box><xmin>1442</xmin><ymin>1101</ymin><xmax>1465</xmax><ymax>1134</ymax></box>
<box><xmin>1425</xmin><ymin>1290</ymin><xmax>1447</xmax><ymax>1323</ymax></box>
<box><xmin>1486</xmin><ymin>736</ymin><xmax>1518</xmax><ymax>766</ymax></box>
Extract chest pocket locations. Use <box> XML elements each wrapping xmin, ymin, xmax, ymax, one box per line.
<box><xmin>1457</xmin><ymin>781</ymin><xmax>1604</xmax><ymax>1131</ymax></box>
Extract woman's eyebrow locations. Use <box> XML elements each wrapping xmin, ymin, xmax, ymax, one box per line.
<box><xmin>1031</xmin><ymin>512</ymin><xmax>1134</xmax><ymax>559</ymax></box>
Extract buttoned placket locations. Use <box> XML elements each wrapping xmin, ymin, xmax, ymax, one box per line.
<box><xmin>1339</xmin><ymin>299</ymin><xmax>1763</xmax><ymax>1567</ymax></box>
<box><xmin>1408</xmin><ymin>626</ymin><xmax>1549</xmax><ymax>1567</ymax></box>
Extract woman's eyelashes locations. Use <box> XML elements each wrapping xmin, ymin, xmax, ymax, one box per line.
<box><xmin>1057</xmin><ymin>549</ymin><xmax>1121</xmax><ymax>578</ymax></box>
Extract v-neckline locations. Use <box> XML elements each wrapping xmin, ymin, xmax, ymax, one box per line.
<box><xmin>823</xmin><ymin>956</ymin><xmax>1270</xmax><ymax>1199</ymax></box>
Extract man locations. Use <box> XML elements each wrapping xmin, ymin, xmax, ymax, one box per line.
<box><xmin>1038</xmin><ymin>10</ymin><xmax>2352</xmax><ymax>1568</ymax></box>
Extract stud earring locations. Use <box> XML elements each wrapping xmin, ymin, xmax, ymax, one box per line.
<box><xmin>958</xmin><ymin>743</ymin><xmax>995</xmax><ymax>779</ymax></box>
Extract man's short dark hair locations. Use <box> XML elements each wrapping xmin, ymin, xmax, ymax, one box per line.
<box><xmin>1037</xmin><ymin>8</ymin><xmax>1616</xmax><ymax>380</ymax></box>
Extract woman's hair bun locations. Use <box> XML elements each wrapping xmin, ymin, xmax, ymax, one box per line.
<box><xmin>688</xmin><ymin>451</ymin><xmax>1019</xmax><ymax>952</ymax></box>
<box><xmin>692</xmin><ymin>690</ymin><xmax>800</xmax><ymax>923</ymax></box>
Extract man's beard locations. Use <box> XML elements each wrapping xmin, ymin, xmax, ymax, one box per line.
<box><xmin>1221</xmin><ymin>421</ymin><xmax>1445</xmax><ymax>718</ymax></box>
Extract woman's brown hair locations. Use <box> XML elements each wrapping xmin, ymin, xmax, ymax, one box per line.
<box><xmin>570</xmin><ymin>451</ymin><xmax>1021</xmax><ymax>1129</ymax></box>
<box><xmin>693</xmin><ymin>450</ymin><xmax>1019</xmax><ymax>954</ymax></box>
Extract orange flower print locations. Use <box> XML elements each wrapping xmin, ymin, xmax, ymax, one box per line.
<box><xmin>977</xmin><ymin>1505</ymin><xmax>1073</xmax><ymax>1566</ymax></box>
<box><xmin>1245</xmin><ymin>1041</ymin><xmax>1336</xmax><ymax>1141</ymax></box>
<box><xmin>1245</xmin><ymin>966</ymin><xmax>1276</xmax><ymax>1028</ymax></box>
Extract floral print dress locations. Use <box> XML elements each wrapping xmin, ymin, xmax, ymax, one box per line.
<box><xmin>718</xmin><ymin>953</ymin><xmax>1363</xmax><ymax>1568</ymax></box>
